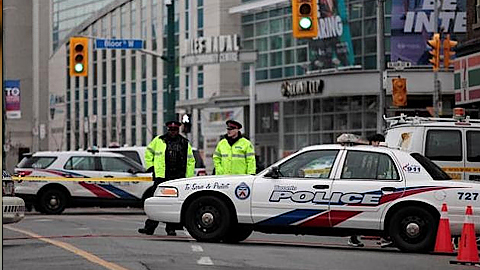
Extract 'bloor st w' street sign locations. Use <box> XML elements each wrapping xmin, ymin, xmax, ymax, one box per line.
<box><xmin>96</xmin><ymin>39</ymin><xmax>144</xmax><ymax>49</ymax></box>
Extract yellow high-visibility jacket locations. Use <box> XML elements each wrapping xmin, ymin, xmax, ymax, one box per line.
<box><xmin>145</xmin><ymin>136</ymin><xmax>195</xmax><ymax>179</ymax></box>
<box><xmin>213</xmin><ymin>137</ymin><xmax>256</xmax><ymax>175</ymax></box>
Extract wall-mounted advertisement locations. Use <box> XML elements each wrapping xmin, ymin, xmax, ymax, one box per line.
<box><xmin>309</xmin><ymin>0</ymin><xmax>354</xmax><ymax>70</ymax></box>
<box><xmin>391</xmin><ymin>0</ymin><xmax>466</xmax><ymax>65</ymax></box>
<box><xmin>4</xmin><ymin>80</ymin><xmax>21</xmax><ymax>119</ymax></box>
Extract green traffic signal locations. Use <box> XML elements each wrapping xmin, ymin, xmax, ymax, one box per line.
<box><xmin>74</xmin><ymin>63</ymin><xmax>84</xmax><ymax>73</ymax></box>
<box><xmin>299</xmin><ymin>17</ymin><xmax>312</xmax><ymax>29</ymax></box>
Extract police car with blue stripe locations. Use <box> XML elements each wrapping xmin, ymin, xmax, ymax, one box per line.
<box><xmin>145</xmin><ymin>134</ymin><xmax>480</xmax><ymax>252</ymax></box>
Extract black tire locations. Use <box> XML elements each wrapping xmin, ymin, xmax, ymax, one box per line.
<box><xmin>38</xmin><ymin>189</ymin><xmax>67</xmax><ymax>215</ymax></box>
<box><xmin>388</xmin><ymin>206</ymin><xmax>437</xmax><ymax>253</ymax></box>
<box><xmin>184</xmin><ymin>196</ymin><xmax>232</xmax><ymax>242</ymax></box>
<box><xmin>223</xmin><ymin>225</ymin><xmax>253</xmax><ymax>243</ymax></box>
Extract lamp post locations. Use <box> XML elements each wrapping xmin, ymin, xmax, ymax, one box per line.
<box><xmin>165</xmin><ymin>0</ymin><xmax>176</xmax><ymax>124</ymax></box>
<box><xmin>377</xmin><ymin>0</ymin><xmax>386</xmax><ymax>133</ymax></box>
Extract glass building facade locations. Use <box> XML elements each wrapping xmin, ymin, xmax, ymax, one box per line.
<box><xmin>52</xmin><ymin>0</ymin><xmax>117</xmax><ymax>50</ymax></box>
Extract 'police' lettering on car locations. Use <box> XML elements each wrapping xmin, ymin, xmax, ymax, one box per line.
<box><xmin>269</xmin><ymin>190</ymin><xmax>382</xmax><ymax>205</ymax></box>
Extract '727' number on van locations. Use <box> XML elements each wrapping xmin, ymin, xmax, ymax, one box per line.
<box><xmin>458</xmin><ymin>192</ymin><xmax>479</xmax><ymax>200</ymax></box>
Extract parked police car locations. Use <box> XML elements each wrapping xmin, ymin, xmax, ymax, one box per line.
<box><xmin>14</xmin><ymin>150</ymin><xmax>155</xmax><ymax>214</ymax></box>
<box><xmin>144</xmin><ymin>140</ymin><xmax>480</xmax><ymax>252</ymax></box>
<box><xmin>100</xmin><ymin>146</ymin><xmax>208</xmax><ymax>176</ymax></box>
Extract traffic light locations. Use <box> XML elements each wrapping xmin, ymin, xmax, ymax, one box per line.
<box><xmin>182</xmin><ymin>114</ymin><xmax>192</xmax><ymax>134</ymax></box>
<box><xmin>392</xmin><ymin>78</ymin><xmax>407</xmax><ymax>107</ymax></box>
<box><xmin>69</xmin><ymin>37</ymin><xmax>88</xmax><ymax>77</ymax></box>
<box><xmin>291</xmin><ymin>0</ymin><xmax>318</xmax><ymax>39</ymax></box>
<box><xmin>443</xmin><ymin>34</ymin><xmax>457</xmax><ymax>70</ymax></box>
<box><xmin>427</xmin><ymin>33</ymin><xmax>441</xmax><ymax>71</ymax></box>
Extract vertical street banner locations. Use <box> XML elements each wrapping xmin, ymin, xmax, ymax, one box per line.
<box><xmin>391</xmin><ymin>0</ymin><xmax>466</xmax><ymax>65</ymax></box>
<box><xmin>4</xmin><ymin>80</ymin><xmax>21</xmax><ymax>119</ymax></box>
<box><xmin>309</xmin><ymin>0</ymin><xmax>354</xmax><ymax>70</ymax></box>
<box><xmin>454</xmin><ymin>52</ymin><xmax>480</xmax><ymax>105</ymax></box>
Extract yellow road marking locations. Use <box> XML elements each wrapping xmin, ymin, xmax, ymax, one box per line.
<box><xmin>4</xmin><ymin>225</ymin><xmax>129</xmax><ymax>270</ymax></box>
<box><xmin>11</xmin><ymin>176</ymin><xmax>151</xmax><ymax>182</ymax></box>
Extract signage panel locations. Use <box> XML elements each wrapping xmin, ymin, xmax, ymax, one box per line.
<box><xmin>95</xmin><ymin>39</ymin><xmax>144</xmax><ymax>49</ymax></box>
<box><xmin>4</xmin><ymin>80</ymin><xmax>21</xmax><ymax>119</ymax></box>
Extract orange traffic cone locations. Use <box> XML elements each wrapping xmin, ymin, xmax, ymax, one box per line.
<box><xmin>433</xmin><ymin>203</ymin><xmax>454</xmax><ymax>254</ymax></box>
<box><xmin>450</xmin><ymin>205</ymin><xmax>480</xmax><ymax>266</ymax></box>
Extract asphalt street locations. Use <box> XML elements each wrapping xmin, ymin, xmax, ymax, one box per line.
<box><xmin>2</xmin><ymin>207</ymin><xmax>470</xmax><ymax>270</ymax></box>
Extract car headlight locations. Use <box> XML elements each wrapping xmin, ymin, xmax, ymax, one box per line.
<box><xmin>154</xmin><ymin>186</ymin><xmax>178</xmax><ymax>197</ymax></box>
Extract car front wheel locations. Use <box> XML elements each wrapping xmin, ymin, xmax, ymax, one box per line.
<box><xmin>388</xmin><ymin>206</ymin><xmax>437</xmax><ymax>253</ymax></box>
<box><xmin>184</xmin><ymin>196</ymin><xmax>232</xmax><ymax>242</ymax></box>
<box><xmin>38</xmin><ymin>189</ymin><xmax>67</xmax><ymax>215</ymax></box>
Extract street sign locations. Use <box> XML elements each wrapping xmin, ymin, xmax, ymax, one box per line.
<box><xmin>387</xmin><ymin>61</ymin><xmax>412</xmax><ymax>70</ymax></box>
<box><xmin>95</xmin><ymin>39</ymin><xmax>144</xmax><ymax>49</ymax></box>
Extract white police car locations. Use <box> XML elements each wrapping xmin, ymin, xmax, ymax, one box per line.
<box><xmin>145</xmin><ymin>141</ymin><xmax>480</xmax><ymax>252</ymax></box>
<box><xmin>14</xmin><ymin>150</ymin><xmax>154</xmax><ymax>214</ymax></box>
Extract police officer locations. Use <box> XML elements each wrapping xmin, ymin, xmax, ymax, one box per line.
<box><xmin>138</xmin><ymin>120</ymin><xmax>195</xmax><ymax>236</ymax></box>
<box><xmin>213</xmin><ymin>120</ymin><xmax>256</xmax><ymax>175</ymax></box>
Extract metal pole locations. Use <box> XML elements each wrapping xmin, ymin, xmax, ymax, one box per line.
<box><xmin>433</xmin><ymin>0</ymin><xmax>440</xmax><ymax>117</ymax></box>
<box><xmin>165</xmin><ymin>1</ymin><xmax>176</xmax><ymax>123</ymax></box>
<box><xmin>377</xmin><ymin>0</ymin><xmax>386</xmax><ymax>133</ymax></box>
<box><xmin>249</xmin><ymin>64</ymin><xmax>256</xmax><ymax>147</ymax></box>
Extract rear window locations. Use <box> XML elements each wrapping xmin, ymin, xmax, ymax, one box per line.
<box><xmin>193</xmin><ymin>150</ymin><xmax>205</xmax><ymax>168</ymax></box>
<box><xmin>107</xmin><ymin>150</ymin><xmax>142</xmax><ymax>165</ymax></box>
<box><xmin>425</xmin><ymin>130</ymin><xmax>462</xmax><ymax>161</ymax></box>
<box><xmin>16</xmin><ymin>156</ymin><xmax>57</xmax><ymax>169</ymax></box>
<box><xmin>410</xmin><ymin>153</ymin><xmax>451</xmax><ymax>180</ymax></box>
<box><xmin>467</xmin><ymin>131</ymin><xmax>480</xmax><ymax>162</ymax></box>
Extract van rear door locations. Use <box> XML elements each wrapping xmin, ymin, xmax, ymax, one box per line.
<box><xmin>423</xmin><ymin>128</ymin><xmax>464</xmax><ymax>180</ymax></box>
<box><xmin>465</xmin><ymin>129</ymin><xmax>480</xmax><ymax>181</ymax></box>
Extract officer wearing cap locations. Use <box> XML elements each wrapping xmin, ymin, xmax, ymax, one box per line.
<box><xmin>213</xmin><ymin>120</ymin><xmax>256</xmax><ymax>175</ymax></box>
<box><xmin>138</xmin><ymin>120</ymin><xmax>195</xmax><ymax>236</ymax></box>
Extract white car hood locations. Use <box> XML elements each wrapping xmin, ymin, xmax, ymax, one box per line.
<box><xmin>164</xmin><ymin>175</ymin><xmax>256</xmax><ymax>186</ymax></box>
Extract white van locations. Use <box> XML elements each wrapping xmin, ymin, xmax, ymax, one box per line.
<box><xmin>100</xmin><ymin>146</ymin><xmax>207</xmax><ymax>176</ymax></box>
<box><xmin>385</xmin><ymin>109</ymin><xmax>480</xmax><ymax>181</ymax></box>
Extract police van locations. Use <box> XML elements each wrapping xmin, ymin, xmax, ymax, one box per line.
<box><xmin>384</xmin><ymin>108</ymin><xmax>480</xmax><ymax>181</ymax></box>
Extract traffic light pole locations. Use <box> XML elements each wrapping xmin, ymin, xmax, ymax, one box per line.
<box><xmin>377</xmin><ymin>0</ymin><xmax>386</xmax><ymax>133</ymax></box>
<box><xmin>433</xmin><ymin>0</ymin><xmax>441</xmax><ymax>117</ymax></box>
<box><xmin>165</xmin><ymin>1</ymin><xmax>176</xmax><ymax>124</ymax></box>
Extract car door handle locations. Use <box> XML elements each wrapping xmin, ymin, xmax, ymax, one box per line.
<box><xmin>313</xmin><ymin>185</ymin><xmax>329</xmax><ymax>189</ymax></box>
<box><xmin>381</xmin><ymin>187</ymin><xmax>397</xmax><ymax>192</ymax></box>
<box><xmin>104</xmin><ymin>175</ymin><xmax>114</xmax><ymax>178</ymax></box>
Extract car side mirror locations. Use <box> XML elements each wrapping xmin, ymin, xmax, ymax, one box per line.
<box><xmin>127</xmin><ymin>168</ymin><xmax>137</xmax><ymax>174</ymax></box>
<box><xmin>266</xmin><ymin>166</ymin><xmax>280</xmax><ymax>179</ymax></box>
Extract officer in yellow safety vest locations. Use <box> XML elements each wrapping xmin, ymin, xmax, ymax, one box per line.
<box><xmin>138</xmin><ymin>120</ymin><xmax>195</xmax><ymax>236</ymax></box>
<box><xmin>213</xmin><ymin>120</ymin><xmax>256</xmax><ymax>175</ymax></box>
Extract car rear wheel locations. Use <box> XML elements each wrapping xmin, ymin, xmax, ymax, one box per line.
<box><xmin>184</xmin><ymin>196</ymin><xmax>232</xmax><ymax>242</ymax></box>
<box><xmin>222</xmin><ymin>225</ymin><xmax>253</xmax><ymax>243</ymax></box>
<box><xmin>38</xmin><ymin>189</ymin><xmax>67</xmax><ymax>215</ymax></box>
<box><xmin>388</xmin><ymin>206</ymin><xmax>437</xmax><ymax>253</ymax></box>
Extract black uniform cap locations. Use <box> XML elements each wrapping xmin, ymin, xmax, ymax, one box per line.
<box><xmin>165</xmin><ymin>120</ymin><xmax>182</xmax><ymax>128</ymax></box>
<box><xmin>226</xmin><ymin>120</ymin><xmax>242</xmax><ymax>129</ymax></box>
